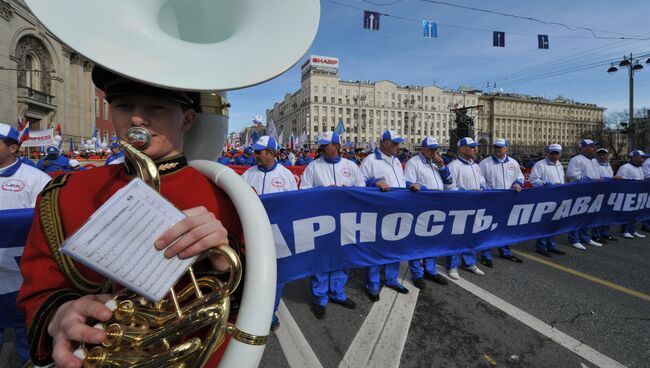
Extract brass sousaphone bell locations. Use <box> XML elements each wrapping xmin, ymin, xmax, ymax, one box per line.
<box><xmin>24</xmin><ymin>1</ymin><xmax>320</xmax><ymax>367</ymax></box>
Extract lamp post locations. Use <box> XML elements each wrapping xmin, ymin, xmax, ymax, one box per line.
<box><xmin>607</xmin><ymin>53</ymin><xmax>646</xmax><ymax>150</ymax></box>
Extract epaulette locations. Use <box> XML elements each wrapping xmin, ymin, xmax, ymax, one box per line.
<box><xmin>40</xmin><ymin>173</ymin><xmax>70</xmax><ymax>194</ymax></box>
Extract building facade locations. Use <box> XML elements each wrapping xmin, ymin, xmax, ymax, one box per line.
<box><xmin>478</xmin><ymin>93</ymin><xmax>605</xmax><ymax>157</ymax></box>
<box><xmin>0</xmin><ymin>0</ymin><xmax>96</xmax><ymax>148</ymax></box>
<box><xmin>267</xmin><ymin>55</ymin><xmax>480</xmax><ymax>150</ymax></box>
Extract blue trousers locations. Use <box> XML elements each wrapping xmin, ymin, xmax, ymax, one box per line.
<box><xmin>568</xmin><ymin>228</ymin><xmax>591</xmax><ymax>244</ymax></box>
<box><xmin>311</xmin><ymin>270</ymin><xmax>348</xmax><ymax>306</ymax></box>
<box><xmin>0</xmin><ymin>325</ymin><xmax>29</xmax><ymax>363</ymax></box>
<box><xmin>408</xmin><ymin>257</ymin><xmax>438</xmax><ymax>279</ymax></box>
<box><xmin>622</xmin><ymin>223</ymin><xmax>636</xmax><ymax>234</ymax></box>
<box><xmin>591</xmin><ymin>226</ymin><xmax>610</xmax><ymax>238</ymax></box>
<box><xmin>480</xmin><ymin>246</ymin><xmax>513</xmax><ymax>260</ymax></box>
<box><xmin>447</xmin><ymin>252</ymin><xmax>476</xmax><ymax>269</ymax></box>
<box><xmin>365</xmin><ymin>262</ymin><xmax>400</xmax><ymax>294</ymax></box>
<box><xmin>643</xmin><ymin>221</ymin><xmax>650</xmax><ymax>230</ymax></box>
<box><xmin>536</xmin><ymin>236</ymin><xmax>558</xmax><ymax>252</ymax></box>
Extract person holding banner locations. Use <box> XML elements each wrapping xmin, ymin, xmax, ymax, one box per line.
<box><xmin>360</xmin><ymin>130</ymin><xmax>419</xmax><ymax>301</ymax></box>
<box><xmin>446</xmin><ymin>137</ymin><xmax>486</xmax><ymax>280</ymax></box>
<box><xmin>566</xmin><ymin>139</ymin><xmax>603</xmax><ymax>250</ymax></box>
<box><xmin>300</xmin><ymin>131</ymin><xmax>362</xmax><ymax>318</ymax></box>
<box><xmin>242</xmin><ymin>135</ymin><xmax>297</xmax><ymax>331</ymax></box>
<box><xmin>36</xmin><ymin>146</ymin><xmax>71</xmax><ymax>173</ymax></box>
<box><xmin>478</xmin><ymin>138</ymin><xmax>524</xmax><ymax>267</ymax></box>
<box><xmin>528</xmin><ymin>144</ymin><xmax>567</xmax><ymax>257</ymax></box>
<box><xmin>404</xmin><ymin>136</ymin><xmax>451</xmax><ymax>289</ymax></box>
<box><xmin>644</xmin><ymin>157</ymin><xmax>650</xmax><ymax>231</ymax></box>
<box><xmin>590</xmin><ymin>148</ymin><xmax>618</xmax><ymax>242</ymax></box>
<box><xmin>617</xmin><ymin>150</ymin><xmax>650</xmax><ymax>239</ymax></box>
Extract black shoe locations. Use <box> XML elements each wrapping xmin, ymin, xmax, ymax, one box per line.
<box><xmin>480</xmin><ymin>259</ymin><xmax>493</xmax><ymax>268</ymax></box>
<box><xmin>536</xmin><ymin>249</ymin><xmax>552</xmax><ymax>257</ymax></box>
<box><xmin>331</xmin><ymin>298</ymin><xmax>357</xmax><ymax>310</ymax></box>
<box><xmin>412</xmin><ymin>278</ymin><xmax>426</xmax><ymax>290</ymax></box>
<box><xmin>424</xmin><ymin>272</ymin><xmax>448</xmax><ymax>285</ymax></box>
<box><xmin>500</xmin><ymin>255</ymin><xmax>523</xmax><ymax>263</ymax></box>
<box><xmin>312</xmin><ymin>304</ymin><xmax>326</xmax><ymax>319</ymax></box>
<box><xmin>592</xmin><ymin>237</ymin><xmax>602</xmax><ymax>242</ymax></box>
<box><xmin>365</xmin><ymin>290</ymin><xmax>380</xmax><ymax>302</ymax></box>
<box><xmin>270</xmin><ymin>318</ymin><xmax>280</xmax><ymax>332</ymax></box>
<box><xmin>548</xmin><ymin>249</ymin><xmax>566</xmax><ymax>255</ymax></box>
<box><xmin>387</xmin><ymin>283</ymin><xmax>409</xmax><ymax>294</ymax></box>
<box><xmin>604</xmin><ymin>235</ymin><xmax>617</xmax><ymax>241</ymax></box>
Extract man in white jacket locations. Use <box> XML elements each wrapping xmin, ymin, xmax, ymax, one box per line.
<box><xmin>566</xmin><ymin>139</ymin><xmax>603</xmax><ymax>250</ymax></box>
<box><xmin>529</xmin><ymin>144</ymin><xmax>567</xmax><ymax>257</ymax></box>
<box><xmin>446</xmin><ymin>137</ymin><xmax>486</xmax><ymax>280</ymax></box>
<box><xmin>404</xmin><ymin>137</ymin><xmax>451</xmax><ymax>289</ymax></box>
<box><xmin>300</xmin><ymin>132</ymin><xmax>362</xmax><ymax>319</ymax></box>
<box><xmin>590</xmin><ymin>148</ymin><xmax>618</xmax><ymax>242</ymax></box>
<box><xmin>241</xmin><ymin>135</ymin><xmax>298</xmax><ymax>331</ymax></box>
<box><xmin>478</xmin><ymin>138</ymin><xmax>524</xmax><ymax>267</ymax></box>
<box><xmin>616</xmin><ymin>150</ymin><xmax>649</xmax><ymax>239</ymax></box>
<box><xmin>360</xmin><ymin>130</ymin><xmax>420</xmax><ymax>302</ymax></box>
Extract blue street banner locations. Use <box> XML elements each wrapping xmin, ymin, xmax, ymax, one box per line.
<box><xmin>363</xmin><ymin>11</ymin><xmax>380</xmax><ymax>31</ymax></box>
<box><xmin>538</xmin><ymin>34</ymin><xmax>549</xmax><ymax>49</ymax></box>
<box><xmin>261</xmin><ymin>180</ymin><xmax>650</xmax><ymax>284</ymax></box>
<box><xmin>493</xmin><ymin>31</ymin><xmax>505</xmax><ymax>47</ymax></box>
<box><xmin>0</xmin><ymin>208</ymin><xmax>33</xmax><ymax>328</ymax></box>
<box><xmin>422</xmin><ymin>20</ymin><xmax>437</xmax><ymax>39</ymax></box>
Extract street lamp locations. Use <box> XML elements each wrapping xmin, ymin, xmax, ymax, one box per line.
<box><xmin>607</xmin><ymin>53</ymin><xmax>644</xmax><ymax>150</ymax></box>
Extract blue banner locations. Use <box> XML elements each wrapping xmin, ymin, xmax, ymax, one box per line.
<box><xmin>262</xmin><ymin>180</ymin><xmax>650</xmax><ymax>284</ymax></box>
<box><xmin>0</xmin><ymin>208</ymin><xmax>33</xmax><ymax>328</ymax></box>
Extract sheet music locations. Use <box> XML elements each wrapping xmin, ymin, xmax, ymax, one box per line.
<box><xmin>61</xmin><ymin>178</ymin><xmax>197</xmax><ymax>302</ymax></box>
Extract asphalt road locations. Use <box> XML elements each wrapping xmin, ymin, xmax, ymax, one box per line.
<box><xmin>2</xmin><ymin>228</ymin><xmax>648</xmax><ymax>368</ymax></box>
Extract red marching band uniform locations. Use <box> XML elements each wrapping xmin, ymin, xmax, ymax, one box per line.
<box><xmin>17</xmin><ymin>155</ymin><xmax>243</xmax><ymax>366</ymax></box>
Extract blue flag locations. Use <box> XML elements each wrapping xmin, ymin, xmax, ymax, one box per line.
<box><xmin>423</xmin><ymin>20</ymin><xmax>437</xmax><ymax>39</ymax></box>
<box><xmin>335</xmin><ymin>119</ymin><xmax>346</xmax><ymax>135</ymax></box>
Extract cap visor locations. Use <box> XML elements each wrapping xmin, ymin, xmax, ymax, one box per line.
<box><xmin>392</xmin><ymin>138</ymin><xmax>404</xmax><ymax>143</ymax></box>
<box><xmin>251</xmin><ymin>143</ymin><xmax>267</xmax><ymax>150</ymax></box>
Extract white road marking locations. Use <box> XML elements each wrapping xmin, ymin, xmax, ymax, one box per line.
<box><xmin>437</xmin><ymin>265</ymin><xmax>627</xmax><ymax>368</ymax></box>
<box><xmin>339</xmin><ymin>264</ymin><xmax>419</xmax><ymax>368</ymax></box>
<box><xmin>275</xmin><ymin>300</ymin><xmax>324</xmax><ymax>368</ymax></box>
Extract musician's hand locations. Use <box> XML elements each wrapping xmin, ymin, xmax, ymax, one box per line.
<box><xmin>376</xmin><ymin>181</ymin><xmax>390</xmax><ymax>192</ymax></box>
<box><xmin>48</xmin><ymin>294</ymin><xmax>113</xmax><ymax>368</ymax></box>
<box><xmin>155</xmin><ymin>206</ymin><xmax>230</xmax><ymax>271</ymax></box>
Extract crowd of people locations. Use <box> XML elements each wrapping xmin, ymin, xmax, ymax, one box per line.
<box><xmin>236</xmin><ymin>130</ymin><xmax>650</xmax><ymax>331</ymax></box>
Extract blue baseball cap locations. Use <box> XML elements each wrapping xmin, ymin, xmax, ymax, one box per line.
<box><xmin>547</xmin><ymin>144</ymin><xmax>562</xmax><ymax>153</ymax></box>
<box><xmin>110</xmin><ymin>142</ymin><xmax>120</xmax><ymax>149</ymax></box>
<box><xmin>46</xmin><ymin>146</ymin><xmax>59</xmax><ymax>155</ymax></box>
<box><xmin>0</xmin><ymin>123</ymin><xmax>19</xmax><ymax>141</ymax></box>
<box><xmin>318</xmin><ymin>132</ymin><xmax>341</xmax><ymax>145</ymax></box>
<box><xmin>579</xmin><ymin>139</ymin><xmax>598</xmax><ymax>147</ymax></box>
<box><xmin>628</xmin><ymin>150</ymin><xmax>650</xmax><ymax>158</ymax></box>
<box><xmin>459</xmin><ymin>137</ymin><xmax>479</xmax><ymax>147</ymax></box>
<box><xmin>493</xmin><ymin>138</ymin><xmax>508</xmax><ymax>147</ymax></box>
<box><xmin>252</xmin><ymin>136</ymin><xmax>279</xmax><ymax>151</ymax></box>
<box><xmin>381</xmin><ymin>130</ymin><xmax>404</xmax><ymax>143</ymax></box>
<box><xmin>421</xmin><ymin>136</ymin><xmax>439</xmax><ymax>149</ymax></box>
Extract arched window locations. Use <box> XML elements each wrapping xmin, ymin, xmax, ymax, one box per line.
<box><xmin>25</xmin><ymin>55</ymin><xmax>33</xmax><ymax>88</ymax></box>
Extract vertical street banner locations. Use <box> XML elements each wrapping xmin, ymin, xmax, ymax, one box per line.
<box><xmin>363</xmin><ymin>11</ymin><xmax>380</xmax><ymax>31</ymax></box>
<box><xmin>493</xmin><ymin>31</ymin><xmax>505</xmax><ymax>47</ymax></box>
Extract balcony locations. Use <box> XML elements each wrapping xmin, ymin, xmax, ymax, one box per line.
<box><xmin>17</xmin><ymin>86</ymin><xmax>56</xmax><ymax>119</ymax></box>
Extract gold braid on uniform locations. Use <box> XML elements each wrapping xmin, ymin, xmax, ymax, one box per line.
<box><xmin>39</xmin><ymin>174</ymin><xmax>112</xmax><ymax>294</ymax></box>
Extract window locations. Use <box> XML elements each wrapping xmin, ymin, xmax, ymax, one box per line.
<box><xmin>95</xmin><ymin>97</ymin><xmax>100</xmax><ymax>118</ymax></box>
<box><xmin>103</xmin><ymin>99</ymin><xmax>109</xmax><ymax>119</ymax></box>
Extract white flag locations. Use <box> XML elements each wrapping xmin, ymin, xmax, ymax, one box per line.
<box><xmin>267</xmin><ymin>118</ymin><xmax>277</xmax><ymax>139</ymax></box>
<box><xmin>278</xmin><ymin>130</ymin><xmax>284</xmax><ymax>145</ymax></box>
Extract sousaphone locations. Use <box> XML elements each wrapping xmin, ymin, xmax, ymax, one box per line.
<box><xmin>24</xmin><ymin>1</ymin><xmax>320</xmax><ymax>367</ymax></box>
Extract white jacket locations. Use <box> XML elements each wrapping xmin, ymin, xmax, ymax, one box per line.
<box><xmin>404</xmin><ymin>153</ymin><xmax>452</xmax><ymax>191</ymax></box>
<box><xmin>616</xmin><ymin>163</ymin><xmax>644</xmax><ymax>181</ymax></box>
<box><xmin>529</xmin><ymin>158</ymin><xmax>565</xmax><ymax>187</ymax></box>
<box><xmin>0</xmin><ymin>159</ymin><xmax>51</xmax><ymax>209</ymax></box>
<box><xmin>643</xmin><ymin>158</ymin><xmax>650</xmax><ymax>179</ymax></box>
<box><xmin>591</xmin><ymin>159</ymin><xmax>614</xmax><ymax>179</ymax></box>
<box><xmin>241</xmin><ymin>162</ymin><xmax>298</xmax><ymax>195</ymax></box>
<box><xmin>301</xmin><ymin>157</ymin><xmax>364</xmax><ymax>188</ymax></box>
<box><xmin>567</xmin><ymin>154</ymin><xmax>600</xmax><ymax>182</ymax></box>
<box><xmin>360</xmin><ymin>149</ymin><xmax>406</xmax><ymax>188</ymax></box>
<box><xmin>479</xmin><ymin>155</ymin><xmax>524</xmax><ymax>190</ymax></box>
<box><xmin>447</xmin><ymin>157</ymin><xmax>485</xmax><ymax>191</ymax></box>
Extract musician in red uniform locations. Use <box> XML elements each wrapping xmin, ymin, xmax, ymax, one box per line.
<box><xmin>17</xmin><ymin>68</ymin><xmax>242</xmax><ymax>368</ymax></box>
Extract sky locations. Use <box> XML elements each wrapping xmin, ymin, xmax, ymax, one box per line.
<box><xmin>227</xmin><ymin>0</ymin><xmax>650</xmax><ymax>133</ymax></box>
